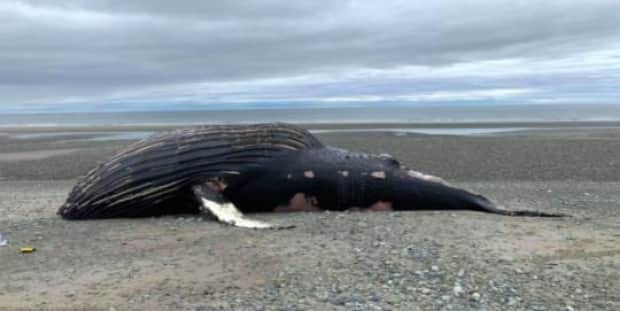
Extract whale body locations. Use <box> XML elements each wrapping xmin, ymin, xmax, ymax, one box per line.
<box><xmin>58</xmin><ymin>123</ymin><xmax>561</xmax><ymax>228</ymax></box>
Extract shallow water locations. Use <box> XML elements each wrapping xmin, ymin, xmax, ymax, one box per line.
<box><xmin>9</xmin><ymin>131</ymin><xmax>155</xmax><ymax>141</ymax></box>
<box><xmin>3</xmin><ymin>104</ymin><xmax>620</xmax><ymax>127</ymax></box>
<box><xmin>310</xmin><ymin>127</ymin><xmax>527</xmax><ymax>135</ymax></box>
<box><xmin>6</xmin><ymin>127</ymin><xmax>525</xmax><ymax>142</ymax></box>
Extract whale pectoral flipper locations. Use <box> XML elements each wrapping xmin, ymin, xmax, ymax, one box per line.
<box><xmin>192</xmin><ymin>184</ymin><xmax>294</xmax><ymax>229</ymax></box>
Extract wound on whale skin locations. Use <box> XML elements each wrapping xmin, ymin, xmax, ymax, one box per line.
<box><xmin>57</xmin><ymin>123</ymin><xmax>565</xmax><ymax>229</ymax></box>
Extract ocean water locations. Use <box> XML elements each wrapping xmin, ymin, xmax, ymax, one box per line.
<box><xmin>5</xmin><ymin>127</ymin><xmax>528</xmax><ymax>142</ymax></box>
<box><xmin>9</xmin><ymin>131</ymin><xmax>156</xmax><ymax>141</ymax></box>
<box><xmin>2</xmin><ymin>104</ymin><xmax>620</xmax><ymax>127</ymax></box>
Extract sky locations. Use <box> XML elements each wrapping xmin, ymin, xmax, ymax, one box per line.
<box><xmin>1</xmin><ymin>0</ymin><xmax>620</xmax><ymax>113</ymax></box>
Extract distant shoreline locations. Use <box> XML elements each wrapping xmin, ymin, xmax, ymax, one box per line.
<box><xmin>2</xmin><ymin>120</ymin><xmax>620</xmax><ymax>133</ymax></box>
<box><xmin>3</xmin><ymin>104</ymin><xmax>620</xmax><ymax>130</ymax></box>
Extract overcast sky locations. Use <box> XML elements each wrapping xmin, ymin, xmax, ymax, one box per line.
<box><xmin>1</xmin><ymin>0</ymin><xmax>620</xmax><ymax>112</ymax></box>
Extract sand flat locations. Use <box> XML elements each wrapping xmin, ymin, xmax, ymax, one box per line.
<box><xmin>0</xmin><ymin>124</ymin><xmax>619</xmax><ymax>310</ymax></box>
<box><xmin>0</xmin><ymin>148</ymin><xmax>81</xmax><ymax>162</ymax></box>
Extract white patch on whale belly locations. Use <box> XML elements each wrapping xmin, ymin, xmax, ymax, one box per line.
<box><xmin>407</xmin><ymin>169</ymin><xmax>449</xmax><ymax>185</ymax></box>
<box><xmin>371</xmin><ymin>171</ymin><xmax>386</xmax><ymax>179</ymax></box>
<box><xmin>222</xmin><ymin>170</ymin><xmax>241</xmax><ymax>175</ymax></box>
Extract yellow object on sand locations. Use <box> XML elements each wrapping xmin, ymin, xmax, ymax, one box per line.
<box><xmin>20</xmin><ymin>247</ymin><xmax>36</xmax><ymax>253</ymax></box>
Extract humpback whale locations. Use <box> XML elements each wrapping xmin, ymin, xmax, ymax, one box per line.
<box><xmin>58</xmin><ymin>123</ymin><xmax>561</xmax><ymax>228</ymax></box>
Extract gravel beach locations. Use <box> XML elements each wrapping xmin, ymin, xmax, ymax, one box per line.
<box><xmin>1</xmin><ymin>124</ymin><xmax>619</xmax><ymax>310</ymax></box>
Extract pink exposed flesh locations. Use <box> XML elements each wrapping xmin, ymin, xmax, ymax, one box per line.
<box><xmin>367</xmin><ymin>201</ymin><xmax>393</xmax><ymax>211</ymax></box>
<box><xmin>273</xmin><ymin>193</ymin><xmax>321</xmax><ymax>212</ymax></box>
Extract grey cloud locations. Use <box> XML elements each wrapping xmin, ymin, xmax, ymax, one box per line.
<box><xmin>24</xmin><ymin>0</ymin><xmax>341</xmax><ymax>20</ymax></box>
<box><xmin>1</xmin><ymin>0</ymin><xmax>620</xmax><ymax>107</ymax></box>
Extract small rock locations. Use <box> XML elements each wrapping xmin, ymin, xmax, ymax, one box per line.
<box><xmin>431</xmin><ymin>265</ymin><xmax>439</xmax><ymax>272</ymax></box>
<box><xmin>329</xmin><ymin>294</ymin><xmax>349</xmax><ymax>305</ymax></box>
<box><xmin>471</xmin><ymin>292</ymin><xmax>481</xmax><ymax>301</ymax></box>
<box><xmin>421</xmin><ymin>288</ymin><xmax>431</xmax><ymax>295</ymax></box>
<box><xmin>457</xmin><ymin>269</ymin><xmax>465</xmax><ymax>277</ymax></box>
<box><xmin>566</xmin><ymin>305</ymin><xmax>575</xmax><ymax>311</ymax></box>
<box><xmin>453</xmin><ymin>285</ymin><xmax>464</xmax><ymax>296</ymax></box>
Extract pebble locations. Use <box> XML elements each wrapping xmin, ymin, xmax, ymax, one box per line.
<box><xmin>421</xmin><ymin>288</ymin><xmax>431</xmax><ymax>295</ymax></box>
<box><xmin>431</xmin><ymin>265</ymin><xmax>439</xmax><ymax>272</ymax></box>
<box><xmin>453</xmin><ymin>285</ymin><xmax>464</xmax><ymax>296</ymax></box>
<box><xmin>471</xmin><ymin>292</ymin><xmax>481</xmax><ymax>301</ymax></box>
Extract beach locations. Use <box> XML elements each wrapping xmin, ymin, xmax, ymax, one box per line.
<box><xmin>1</xmin><ymin>123</ymin><xmax>619</xmax><ymax>310</ymax></box>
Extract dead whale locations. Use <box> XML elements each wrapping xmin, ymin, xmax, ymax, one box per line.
<box><xmin>58</xmin><ymin>123</ymin><xmax>562</xmax><ymax>228</ymax></box>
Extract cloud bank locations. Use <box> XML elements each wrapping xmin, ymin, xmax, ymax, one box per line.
<box><xmin>1</xmin><ymin>0</ymin><xmax>619</xmax><ymax>112</ymax></box>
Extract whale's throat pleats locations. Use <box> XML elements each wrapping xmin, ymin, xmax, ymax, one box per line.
<box><xmin>58</xmin><ymin>123</ymin><xmax>323</xmax><ymax>219</ymax></box>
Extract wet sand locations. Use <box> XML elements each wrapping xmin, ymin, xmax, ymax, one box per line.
<box><xmin>0</xmin><ymin>123</ymin><xmax>619</xmax><ymax>310</ymax></box>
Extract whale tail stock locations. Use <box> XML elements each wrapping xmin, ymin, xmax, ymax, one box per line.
<box><xmin>464</xmin><ymin>192</ymin><xmax>566</xmax><ymax>217</ymax></box>
<box><xmin>390</xmin><ymin>177</ymin><xmax>567</xmax><ymax>217</ymax></box>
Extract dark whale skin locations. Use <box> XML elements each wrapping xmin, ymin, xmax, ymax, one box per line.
<box><xmin>58</xmin><ymin>123</ymin><xmax>322</xmax><ymax>219</ymax></box>
<box><xmin>58</xmin><ymin>123</ymin><xmax>561</xmax><ymax>219</ymax></box>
